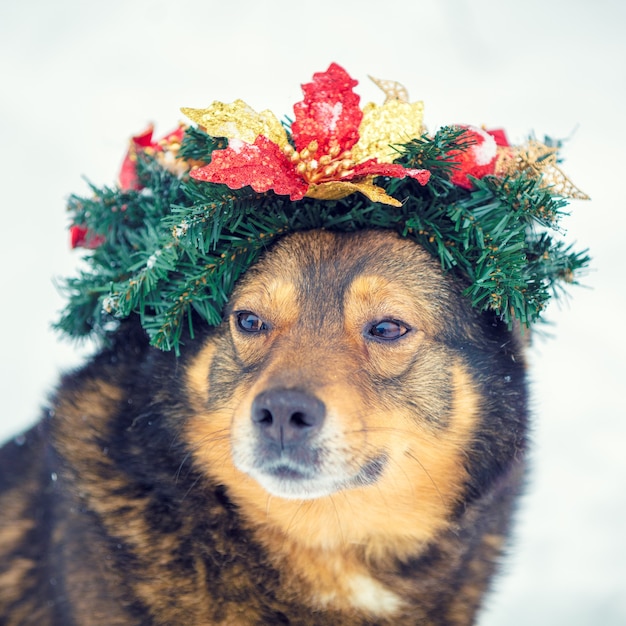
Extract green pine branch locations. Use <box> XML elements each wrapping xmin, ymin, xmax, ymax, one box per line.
<box><xmin>56</xmin><ymin>124</ymin><xmax>591</xmax><ymax>352</ymax></box>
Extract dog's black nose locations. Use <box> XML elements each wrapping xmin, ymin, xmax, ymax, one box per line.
<box><xmin>251</xmin><ymin>389</ymin><xmax>325</xmax><ymax>447</ymax></box>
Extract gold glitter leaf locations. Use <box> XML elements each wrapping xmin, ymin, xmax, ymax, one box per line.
<box><xmin>181</xmin><ymin>100</ymin><xmax>288</xmax><ymax>148</ymax></box>
<box><xmin>496</xmin><ymin>140</ymin><xmax>589</xmax><ymax>200</ymax></box>
<box><xmin>305</xmin><ymin>179</ymin><xmax>402</xmax><ymax>207</ymax></box>
<box><xmin>545</xmin><ymin>166</ymin><xmax>590</xmax><ymax>200</ymax></box>
<box><xmin>355</xmin><ymin>100</ymin><xmax>425</xmax><ymax>164</ymax></box>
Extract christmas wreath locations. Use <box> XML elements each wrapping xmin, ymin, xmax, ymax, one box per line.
<box><xmin>57</xmin><ymin>63</ymin><xmax>590</xmax><ymax>353</ymax></box>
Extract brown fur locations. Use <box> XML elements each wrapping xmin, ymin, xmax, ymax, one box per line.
<box><xmin>0</xmin><ymin>229</ymin><xmax>528</xmax><ymax>625</ymax></box>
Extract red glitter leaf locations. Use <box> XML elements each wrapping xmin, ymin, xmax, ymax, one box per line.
<box><xmin>405</xmin><ymin>168</ymin><xmax>431</xmax><ymax>185</ymax></box>
<box><xmin>190</xmin><ymin>136</ymin><xmax>308</xmax><ymax>200</ymax></box>
<box><xmin>119</xmin><ymin>125</ymin><xmax>154</xmax><ymax>191</ymax></box>
<box><xmin>119</xmin><ymin>157</ymin><xmax>142</xmax><ymax>191</ymax></box>
<box><xmin>291</xmin><ymin>63</ymin><xmax>362</xmax><ymax>158</ymax></box>
<box><xmin>158</xmin><ymin>126</ymin><xmax>185</xmax><ymax>147</ymax></box>
<box><xmin>132</xmin><ymin>126</ymin><xmax>156</xmax><ymax>148</ymax></box>
<box><xmin>350</xmin><ymin>160</ymin><xmax>431</xmax><ymax>185</ymax></box>
<box><xmin>118</xmin><ymin>125</ymin><xmax>185</xmax><ymax>191</ymax></box>
<box><xmin>486</xmin><ymin>128</ymin><xmax>509</xmax><ymax>147</ymax></box>
<box><xmin>69</xmin><ymin>225</ymin><xmax>89</xmax><ymax>248</ymax></box>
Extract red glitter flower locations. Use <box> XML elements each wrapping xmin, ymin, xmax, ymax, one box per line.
<box><xmin>183</xmin><ymin>63</ymin><xmax>430</xmax><ymax>207</ymax></box>
<box><xmin>119</xmin><ymin>125</ymin><xmax>186</xmax><ymax>191</ymax></box>
<box><xmin>71</xmin><ymin>125</ymin><xmax>186</xmax><ymax>249</ymax></box>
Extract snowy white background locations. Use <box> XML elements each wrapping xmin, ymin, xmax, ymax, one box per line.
<box><xmin>1</xmin><ymin>1</ymin><xmax>624</xmax><ymax>624</ymax></box>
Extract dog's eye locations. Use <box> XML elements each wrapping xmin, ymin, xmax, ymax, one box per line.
<box><xmin>367</xmin><ymin>320</ymin><xmax>410</xmax><ymax>341</ymax></box>
<box><xmin>236</xmin><ymin>312</ymin><xmax>268</xmax><ymax>333</ymax></box>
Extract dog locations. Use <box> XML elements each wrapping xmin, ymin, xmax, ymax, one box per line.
<box><xmin>0</xmin><ymin>228</ymin><xmax>528</xmax><ymax>625</ymax></box>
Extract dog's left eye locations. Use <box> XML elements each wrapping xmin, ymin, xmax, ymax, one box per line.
<box><xmin>236</xmin><ymin>312</ymin><xmax>268</xmax><ymax>333</ymax></box>
<box><xmin>367</xmin><ymin>320</ymin><xmax>411</xmax><ymax>341</ymax></box>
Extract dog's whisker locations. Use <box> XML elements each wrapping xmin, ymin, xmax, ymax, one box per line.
<box><xmin>179</xmin><ymin>473</ymin><xmax>205</xmax><ymax>504</ymax></box>
<box><xmin>283</xmin><ymin>499</ymin><xmax>308</xmax><ymax>536</ymax></box>
<box><xmin>327</xmin><ymin>493</ymin><xmax>347</xmax><ymax>548</ymax></box>
<box><xmin>185</xmin><ymin>429</ymin><xmax>231</xmax><ymax>452</ymax></box>
<box><xmin>174</xmin><ymin>450</ymin><xmax>194</xmax><ymax>483</ymax></box>
<box><xmin>402</xmin><ymin>449</ymin><xmax>445</xmax><ymax>507</ymax></box>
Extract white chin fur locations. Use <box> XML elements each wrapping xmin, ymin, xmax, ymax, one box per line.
<box><xmin>249</xmin><ymin>471</ymin><xmax>343</xmax><ymax>500</ymax></box>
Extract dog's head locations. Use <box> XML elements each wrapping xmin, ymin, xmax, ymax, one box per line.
<box><xmin>185</xmin><ymin>229</ymin><xmax>526</xmax><ymax>550</ymax></box>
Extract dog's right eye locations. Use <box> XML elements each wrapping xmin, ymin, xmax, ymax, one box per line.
<box><xmin>236</xmin><ymin>312</ymin><xmax>268</xmax><ymax>333</ymax></box>
<box><xmin>367</xmin><ymin>319</ymin><xmax>411</xmax><ymax>341</ymax></box>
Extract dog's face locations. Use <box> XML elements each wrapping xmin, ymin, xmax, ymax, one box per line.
<box><xmin>185</xmin><ymin>229</ymin><xmax>502</xmax><ymax>552</ymax></box>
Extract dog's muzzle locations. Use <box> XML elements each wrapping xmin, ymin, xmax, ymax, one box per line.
<box><xmin>236</xmin><ymin>387</ymin><xmax>386</xmax><ymax>499</ymax></box>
